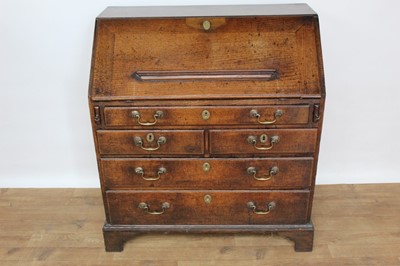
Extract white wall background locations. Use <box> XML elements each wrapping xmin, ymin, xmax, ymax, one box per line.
<box><xmin>0</xmin><ymin>0</ymin><xmax>399</xmax><ymax>187</ymax></box>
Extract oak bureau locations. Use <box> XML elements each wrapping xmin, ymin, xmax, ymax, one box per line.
<box><xmin>88</xmin><ymin>4</ymin><xmax>325</xmax><ymax>252</ymax></box>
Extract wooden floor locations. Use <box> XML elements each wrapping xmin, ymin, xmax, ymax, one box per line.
<box><xmin>0</xmin><ymin>184</ymin><xmax>399</xmax><ymax>266</ymax></box>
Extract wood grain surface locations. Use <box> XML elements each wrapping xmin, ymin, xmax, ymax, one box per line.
<box><xmin>97</xmin><ymin>130</ymin><xmax>204</xmax><ymax>156</ymax></box>
<box><xmin>105</xmin><ymin>190</ymin><xmax>309</xmax><ymax>225</ymax></box>
<box><xmin>100</xmin><ymin>157</ymin><xmax>313</xmax><ymax>189</ymax></box>
<box><xmin>103</xmin><ymin>105</ymin><xmax>310</xmax><ymax>128</ymax></box>
<box><xmin>0</xmin><ymin>184</ymin><xmax>399</xmax><ymax>265</ymax></box>
<box><xmin>90</xmin><ymin>16</ymin><xmax>322</xmax><ymax>100</ymax></box>
<box><xmin>209</xmin><ymin>129</ymin><xmax>318</xmax><ymax>155</ymax></box>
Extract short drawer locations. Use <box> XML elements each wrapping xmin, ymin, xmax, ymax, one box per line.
<box><xmin>101</xmin><ymin>158</ymin><xmax>313</xmax><ymax>189</ymax></box>
<box><xmin>103</xmin><ymin>105</ymin><xmax>310</xmax><ymax>127</ymax></box>
<box><xmin>210</xmin><ymin>129</ymin><xmax>318</xmax><ymax>155</ymax></box>
<box><xmin>106</xmin><ymin>190</ymin><xmax>310</xmax><ymax>225</ymax></box>
<box><xmin>97</xmin><ymin>130</ymin><xmax>204</xmax><ymax>155</ymax></box>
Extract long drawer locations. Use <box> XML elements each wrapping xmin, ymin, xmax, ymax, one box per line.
<box><xmin>210</xmin><ymin>129</ymin><xmax>318</xmax><ymax>155</ymax></box>
<box><xmin>106</xmin><ymin>190</ymin><xmax>310</xmax><ymax>225</ymax></box>
<box><xmin>97</xmin><ymin>130</ymin><xmax>204</xmax><ymax>155</ymax></box>
<box><xmin>101</xmin><ymin>158</ymin><xmax>313</xmax><ymax>189</ymax></box>
<box><xmin>103</xmin><ymin>105</ymin><xmax>310</xmax><ymax>127</ymax></box>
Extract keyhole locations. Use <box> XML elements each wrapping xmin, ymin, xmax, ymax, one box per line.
<box><xmin>202</xmin><ymin>110</ymin><xmax>210</xmax><ymax>120</ymax></box>
<box><xmin>203</xmin><ymin>162</ymin><xmax>211</xmax><ymax>172</ymax></box>
<box><xmin>260</xmin><ymin>134</ymin><xmax>268</xmax><ymax>143</ymax></box>
<box><xmin>204</xmin><ymin>194</ymin><xmax>212</xmax><ymax>204</ymax></box>
<box><xmin>146</xmin><ymin>133</ymin><xmax>155</xmax><ymax>142</ymax></box>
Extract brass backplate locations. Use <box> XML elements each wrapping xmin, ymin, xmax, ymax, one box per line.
<box><xmin>204</xmin><ymin>194</ymin><xmax>212</xmax><ymax>204</ymax></box>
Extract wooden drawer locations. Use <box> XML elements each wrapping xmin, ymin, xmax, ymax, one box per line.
<box><xmin>210</xmin><ymin>129</ymin><xmax>318</xmax><ymax>155</ymax></box>
<box><xmin>97</xmin><ymin>130</ymin><xmax>204</xmax><ymax>155</ymax></box>
<box><xmin>101</xmin><ymin>158</ymin><xmax>313</xmax><ymax>189</ymax></box>
<box><xmin>106</xmin><ymin>190</ymin><xmax>310</xmax><ymax>225</ymax></box>
<box><xmin>103</xmin><ymin>105</ymin><xmax>310</xmax><ymax>127</ymax></box>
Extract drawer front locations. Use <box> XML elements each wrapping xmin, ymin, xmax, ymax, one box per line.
<box><xmin>106</xmin><ymin>190</ymin><xmax>310</xmax><ymax>225</ymax></box>
<box><xmin>97</xmin><ymin>130</ymin><xmax>204</xmax><ymax>155</ymax></box>
<box><xmin>101</xmin><ymin>158</ymin><xmax>313</xmax><ymax>189</ymax></box>
<box><xmin>210</xmin><ymin>129</ymin><xmax>318</xmax><ymax>155</ymax></box>
<box><xmin>103</xmin><ymin>105</ymin><xmax>310</xmax><ymax>127</ymax></box>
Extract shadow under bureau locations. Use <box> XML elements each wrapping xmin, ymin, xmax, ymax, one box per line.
<box><xmin>89</xmin><ymin>4</ymin><xmax>325</xmax><ymax>252</ymax></box>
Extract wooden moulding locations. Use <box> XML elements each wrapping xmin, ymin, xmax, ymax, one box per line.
<box><xmin>103</xmin><ymin>223</ymin><xmax>314</xmax><ymax>252</ymax></box>
<box><xmin>132</xmin><ymin>69</ymin><xmax>279</xmax><ymax>82</ymax></box>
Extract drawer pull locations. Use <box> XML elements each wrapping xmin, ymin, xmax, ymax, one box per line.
<box><xmin>247</xmin><ymin>201</ymin><xmax>276</xmax><ymax>215</ymax></box>
<box><xmin>134</xmin><ymin>136</ymin><xmax>167</xmax><ymax>151</ymax></box>
<box><xmin>138</xmin><ymin>202</ymin><xmax>170</xmax><ymax>215</ymax></box>
<box><xmin>131</xmin><ymin>110</ymin><xmax>164</xmax><ymax>126</ymax></box>
<box><xmin>132</xmin><ymin>69</ymin><xmax>278</xmax><ymax>82</ymax></box>
<box><xmin>247</xmin><ymin>166</ymin><xmax>279</xmax><ymax>181</ymax></box>
<box><xmin>247</xmin><ymin>135</ymin><xmax>280</xmax><ymax>150</ymax></box>
<box><xmin>135</xmin><ymin>167</ymin><xmax>166</xmax><ymax>181</ymax></box>
<box><xmin>250</xmin><ymin>109</ymin><xmax>283</xmax><ymax>125</ymax></box>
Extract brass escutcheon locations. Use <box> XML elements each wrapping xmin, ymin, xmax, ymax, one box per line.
<box><xmin>260</xmin><ymin>134</ymin><xmax>268</xmax><ymax>143</ymax></box>
<box><xmin>146</xmin><ymin>133</ymin><xmax>155</xmax><ymax>142</ymax></box>
<box><xmin>203</xmin><ymin>162</ymin><xmax>211</xmax><ymax>172</ymax></box>
<box><xmin>202</xmin><ymin>110</ymin><xmax>210</xmax><ymax>120</ymax></box>
<box><xmin>202</xmin><ymin>20</ymin><xmax>211</xmax><ymax>31</ymax></box>
<box><xmin>204</xmin><ymin>194</ymin><xmax>212</xmax><ymax>204</ymax></box>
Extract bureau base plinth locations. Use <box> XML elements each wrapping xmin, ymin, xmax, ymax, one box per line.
<box><xmin>103</xmin><ymin>222</ymin><xmax>314</xmax><ymax>252</ymax></box>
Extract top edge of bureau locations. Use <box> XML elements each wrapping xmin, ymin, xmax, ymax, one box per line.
<box><xmin>97</xmin><ymin>4</ymin><xmax>317</xmax><ymax>19</ymax></box>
